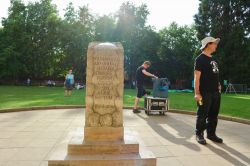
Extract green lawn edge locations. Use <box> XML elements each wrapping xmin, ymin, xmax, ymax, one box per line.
<box><xmin>0</xmin><ymin>86</ymin><xmax>249</xmax><ymax>121</ymax></box>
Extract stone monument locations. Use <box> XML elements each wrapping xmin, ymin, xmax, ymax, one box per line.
<box><xmin>84</xmin><ymin>42</ymin><xmax>124</xmax><ymax>141</ymax></box>
<box><xmin>48</xmin><ymin>42</ymin><xmax>156</xmax><ymax>166</ymax></box>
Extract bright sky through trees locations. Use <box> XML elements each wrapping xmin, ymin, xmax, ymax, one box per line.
<box><xmin>0</xmin><ymin>0</ymin><xmax>199</xmax><ymax>30</ymax></box>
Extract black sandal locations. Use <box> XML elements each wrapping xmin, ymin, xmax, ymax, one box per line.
<box><xmin>133</xmin><ymin>108</ymin><xmax>141</xmax><ymax>113</ymax></box>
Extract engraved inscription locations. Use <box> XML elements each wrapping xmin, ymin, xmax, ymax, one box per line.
<box><xmin>85</xmin><ymin>42</ymin><xmax>124</xmax><ymax>127</ymax></box>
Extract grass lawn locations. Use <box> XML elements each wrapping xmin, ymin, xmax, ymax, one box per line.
<box><xmin>0</xmin><ymin>86</ymin><xmax>249</xmax><ymax>120</ymax></box>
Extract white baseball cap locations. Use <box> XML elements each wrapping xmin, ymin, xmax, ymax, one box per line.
<box><xmin>200</xmin><ymin>37</ymin><xmax>220</xmax><ymax>50</ymax></box>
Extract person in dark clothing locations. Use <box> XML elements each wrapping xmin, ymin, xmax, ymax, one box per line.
<box><xmin>194</xmin><ymin>36</ymin><xmax>223</xmax><ymax>145</ymax></box>
<box><xmin>133</xmin><ymin>61</ymin><xmax>158</xmax><ymax>113</ymax></box>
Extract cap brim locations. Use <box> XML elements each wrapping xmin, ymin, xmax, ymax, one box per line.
<box><xmin>200</xmin><ymin>38</ymin><xmax>220</xmax><ymax>50</ymax></box>
<box><xmin>212</xmin><ymin>38</ymin><xmax>220</xmax><ymax>44</ymax></box>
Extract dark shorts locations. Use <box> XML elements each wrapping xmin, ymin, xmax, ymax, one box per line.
<box><xmin>137</xmin><ymin>85</ymin><xmax>146</xmax><ymax>98</ymax></box>
<box><xmin>65</xmin><ymin>84</ymin><xmax>73</xmax><ymax>90</ymax></box>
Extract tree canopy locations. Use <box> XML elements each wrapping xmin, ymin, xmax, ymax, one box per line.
<box><xmin>194</xmin><ymin>0</ymin><xmax>250</xmax><ymax>85</ymax></box>
<box><xmin>0</xmin><ymin>0</ymin><xmax>249</xmax><ymax>87</ymax></box>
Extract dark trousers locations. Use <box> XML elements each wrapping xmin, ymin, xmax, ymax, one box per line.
<box><xmin>196</xmin><ymin>92</ymin><xmax>221</xmax><ymax>136</ymax></box>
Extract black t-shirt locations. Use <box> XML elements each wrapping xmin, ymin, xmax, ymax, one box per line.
<box><xmin>194</xmin><ymin>54</ymin><xmax>220</xmax><ymax>93</ymax></box>
<box><xmin>136</xmin><ymin>66</ymin><xmax>146</xmax><ymax>86</ymax></box>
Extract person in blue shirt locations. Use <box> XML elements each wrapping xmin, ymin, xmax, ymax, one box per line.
<box><xmin>64</xmin><ymin>69</ymin><xmax>74</xmax><ymax>96</ymax></box>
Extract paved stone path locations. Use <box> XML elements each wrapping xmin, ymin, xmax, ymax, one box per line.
<box><xmin>0</xmin><ymin>109</ymin><xmax>249</xmax><ymax>166</ymax></box>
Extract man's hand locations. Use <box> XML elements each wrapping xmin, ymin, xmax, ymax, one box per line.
<box><xmin>218</xmin><ymin>84</ymin><xmax>221</xmax><ymax>93</ymax></box>
<box><xmin>153</xmin><ymin>75</ymin><xmax>158</xmax><ymax>79</ymax></box>
<box><xmin>194</xmin><ymin>93</ymin><xmax>202</xmax><ymax>102</ymax></box>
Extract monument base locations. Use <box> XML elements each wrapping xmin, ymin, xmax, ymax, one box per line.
<box><xmin>68</xmin><ymin>137</ymin><xmax>139</xmax><ymax>155</ymax></box>
<box><xmin>84</xmin><ymin>127</ymin><xmax>124</xmax><ymax>141</ymax></box>
<box><xmin>48</xmin><ymin>136</ymin><xmax>156</xmax><ymax>166</ymax></box>
<box><xmin>48</xmin><ymin>154</ymin><xmax>155</xmax><ymax>166</ymax></box>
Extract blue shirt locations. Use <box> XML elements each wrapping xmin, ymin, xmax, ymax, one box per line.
<box><xmin>66</xmin><ymin>74</ymin><xmax>74</xmax><ymax>85</ymax></box>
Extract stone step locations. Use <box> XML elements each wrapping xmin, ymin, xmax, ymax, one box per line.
<box><xmin>68</xmin><ymin>137</ymin><xmax>139</xmax><ymax>155</ymax></box>
<box><xmin>48</xmin><ymin>151</ymin><xmax>156</xmax><ymax>166</ymax></box>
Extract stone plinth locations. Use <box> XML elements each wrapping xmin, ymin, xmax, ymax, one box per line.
<box><xmin>68</xmin><ymin>137</ymin><xmax>139</xmax><ymax>155</ymax></box>
<box><xmin>49</xmin><ymin>153</ymin><xmax>156</xmax><ymax>166</ymax></box>
<box><xmin>48</xmin><ymin>42</ymin><xmax>156</xmax><ymax>166</ymax></box>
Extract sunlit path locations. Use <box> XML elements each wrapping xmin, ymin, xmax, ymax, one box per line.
<box><xmin>0</xmin><ymin>109</ymin><xmax>249</xmax><ymax>166</ymax></box>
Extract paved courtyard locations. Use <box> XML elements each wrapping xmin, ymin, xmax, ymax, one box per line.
<box><xmin>0</xmin><ymin>109</ymin><xmax>249</xmax><ymax>166</ymax></box>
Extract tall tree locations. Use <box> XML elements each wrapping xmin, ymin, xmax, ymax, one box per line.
<box><xmin>158</xmin><ymin>22</ymin><xmax>199</xmax><ymax>83</ymax></box>
<box><xmin>115</xmin><ymin>2</ymin><xmax>159</xmax><ymax>85</ymax></box>
<box><xmin>64</xmin><ymin>2</ymin><xmax>76</xmax><ymax>24</ymax></box>
<box><xmin>94</xmin><ymin>15</ymin><xmax>116</xmax><ymax>42</ymax></box>
<box><xmin>194</xmin><ymin>0</ymin><xmax>250</xmax><ymax>85</ymax></box>
<box><xmin>0</xmin><ymin>0</ymin><xmax>28</xmax><ymax>81</ymax></box>
<box><xmin>59</xmin><ymin>3</ymin><xmax>94</xmax><ymax>82</ymax></box>
<box><xmin>25</xmin><ymin>0</ymin><xmax>61</xmax><ymax>80</ymax></box>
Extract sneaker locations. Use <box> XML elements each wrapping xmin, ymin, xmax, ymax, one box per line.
<box><xmin>207</xmin><ymin>135</ymin><xmax>223</xmax><ymax>143</ymax></box>
<box><xmin>133</xmin><ymin>108</ymin><xmax>141</xmax><ymax>113</ymax></box>
<box><xmin>196</xmin><ymin>134</ymin><xmax>207</xmax><ymax>145</ymax></box>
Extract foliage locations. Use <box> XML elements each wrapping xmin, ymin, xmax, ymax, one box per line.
<box><xmin>94</xmin><ymin>15</ymin><xmax>116</xmax><ymax>42</ymax></box>
<box><xmin>114</xmin><ymin>2</ymin><xmax>160</xmax><ymax>85</ymax></box>
<box><xmin>194</xmin><ymin>0</ymin><xmax>250</xmax><ymax>85</ymax></box>
<box><xmin>0</xmin><ymin>0</ymin><xmax>27</xmax><ymax>81</ymax></box>
<box><xmin>0</xmin><ymin>0</ymin><xmax>248</xmax><ymax>87</ymax></box>
<box><xmin>0</xmin><ymin>0</ymin><xmax>94</xmax><ymax>82</ymax></box>
<box><xmin>59</xmin><ymin>2</ymin><xmax>94</xmax><ymax>81</ymax></box>
<box><xmin>158</xmin><ymin>23</ymin><xmax>199</xmax><ymax>81</ymax></box>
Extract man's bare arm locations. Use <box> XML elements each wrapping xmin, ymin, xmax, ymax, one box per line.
<box><xmin>194</xmin><ymin>70</ymin><xmax>202</xmax><ymax>101</ymax></box>
<box><xmin>142</xmin><ymin>69</ymin><xmax>158</xmax><ymax>78</ymax></box>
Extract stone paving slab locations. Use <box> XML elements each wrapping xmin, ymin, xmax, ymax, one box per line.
<box><xmin>0</xmin><ymin>108</ymin><xmax>249</xmax><ymax>166</ymax></box>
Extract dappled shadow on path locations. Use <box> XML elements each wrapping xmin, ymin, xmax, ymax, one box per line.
<box><xmin>206</xmin><ymin>143</ymin><xmax>250</xmax><ymax>166</ymax></box>
<box><xmin>136</xmin><ymin>113</ymin><xmax>200</xmax><ymax>152</ymax></box>
<box><xmin>136</xmin><ymin>112</ymin><xmax>249</xmax><ymax>166</ymax></box>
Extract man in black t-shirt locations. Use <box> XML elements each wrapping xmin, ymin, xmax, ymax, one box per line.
<box><xmin>133</xmin><ymin>61</ymin><xmax>158</xmax><ymax>113</ymax></box>
<box><xmin>194</xmin><ymin>36</ymin><xmax>223</xmax><ymax>145</ymax></box>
